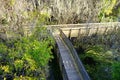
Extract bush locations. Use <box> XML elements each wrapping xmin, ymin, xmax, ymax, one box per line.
<box><xmin>73</xmin><ymin>28</ymin><xmax>120</xmax><ymax>80</ymax></box>
<box><xmin>0</xmin><ymin>27</ymin><xmax>54</xmax><ymax>79</ymax></box>
<box><xmin>112</xmin><ymin>62</ymin><xmax>120</xmax><ymax>80</ymax></box>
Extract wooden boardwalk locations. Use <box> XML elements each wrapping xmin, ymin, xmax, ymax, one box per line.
<box><xmin>54</xmin><ymin>34</ymin><xmax>81</xmax><ymax>80</ymax></box>
<box><xmin>52</xmin><ymin>29</ymin><xmax>90</xmax><ymax>80</ymax></box>
<box><xmin>49</xmin><ymin>22</ymin><xmax>120</xmax><ymax>38</ymax></box>
<box><xmin>48</xmin><ymin>22</ymin><xmax>120</xmax><ymax>80</ymax></box>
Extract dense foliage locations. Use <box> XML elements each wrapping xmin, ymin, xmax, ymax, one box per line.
<box><xmin>0</xmin><ymin>0</ymin><xmax>55</xmax><ymax>80</ymax></box>
<box><xmin>0</xmin><ymin>26</ymin><xmax>54</xmax><ymax>80</ymax></box>
<box><xmin>0</xmin><ymin>0</ymin><xmax>120</xmax><ymax>80</ymax></box>
<box><xmin>0</xmin><ymin>0</ymin><xmax>120</xmax><ymax>25</ymax></box>
<box><xmin>73</xmin><ymin>28</ymin><xmax>120</xmax><ymax>80</ymax></box>
<box><xmin>98</xmin><ymin>0</ymin><xmax>120</xmax><ymax>22</ymax></box>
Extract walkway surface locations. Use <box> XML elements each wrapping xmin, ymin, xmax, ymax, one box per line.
<box><xmin>49</xmin><ymin>22</ymin><xmax>120</xmax><ymax>80</ymax></box>
<box><xmin>54</xmin><ymin>33</ymin><xmax>82</xmax><ymax>80</ymax></box>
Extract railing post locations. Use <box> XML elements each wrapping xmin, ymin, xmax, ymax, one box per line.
<box><xmin>86</xmin><ymin>27</ymin><xmax>90</xmax><ymax>36</ymax></box>
<box><xmin>78</xmin><ymin>29</ymin><xmax>81</xmax><ymax>39</ymax></box>
<box><xmin>68</xmin><ymin>29</ymin><xmax>71</xmax><ymax>39</ymax></box>
<box><xmin>95</xmin><ymin>27</ymin><xmax>99</xmax><ymax>35</ymax></box>
<box><xmin>103</xmin><ymin>27</ymin><xmax>108</xmax><ymax>35</ymax></box>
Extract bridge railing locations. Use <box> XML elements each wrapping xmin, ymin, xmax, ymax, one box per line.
<box><xmin>59</xmin><ymin>29</ymin><xmax>91</xmax><ymax>80</ymax></box>
<box><xmin>48</xmin><ymin>22</ymin><xmax>120</xmax><ymax>28</ymax></box>
<box><xmin>61</xmin><ymin>24</ymin><xmax>120</xmax><ymax>38</ymax></box>
<box><xmin>48</xmin><ymin>22</ymin><xmax>120</xmax><ymax>38</ymax></box>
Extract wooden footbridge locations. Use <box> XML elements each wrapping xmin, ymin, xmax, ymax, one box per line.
<box><xmin>48</xmin><ymin>22</ymin><xmax>120</xmax><ymax>80</ymax></box>
<box><xmin>1</xmin><ymin>22</ymin><xmax>119</xmax><ymax>80</ymax></box>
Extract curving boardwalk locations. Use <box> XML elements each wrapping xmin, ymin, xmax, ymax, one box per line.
<box><xmin>55</xmin><ymin>34</ymin><xmax>81</xmax><ymax>80</ymax></box>
<box><xmin>52</xmin><ymin>29</ymin><xmax>90</xmax><ymax>80</ymax></box>
<box><xmin>48</xmin><ymin>22</ymin><xmax>120</xmax><ymax>80</ymax></box>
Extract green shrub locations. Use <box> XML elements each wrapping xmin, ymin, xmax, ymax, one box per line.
<box><xmin>112</xmin><ymin>62</ymin><xmax>120</xmax><ymax>80</ymax></box>
<box><xmin>0</xmin><ymin>26</ymin><xmax>54</xmax><ymax>79</ymax></box>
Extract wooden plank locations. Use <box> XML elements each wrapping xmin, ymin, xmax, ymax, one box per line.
<box><xmin>48</xmin><ymin>22</ymin><xmax>120</xmax><ymax>28</ymax></box>
<box><xmin>59</xmin><ymin>29</ymin><xmax>91</xmax><ymax>80</ymax></box>
<box><xmin>54</xmin><ymin>34</ymin><xmax>81</xmax><ymax>80</ymax></box>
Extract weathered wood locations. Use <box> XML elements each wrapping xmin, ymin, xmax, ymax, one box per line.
<box><xmin>59</xmin><ymin>29</ymin><xmax>91</xmax><ymax>80</ymax></box>
<box><xmin>49</xmin><ymin>22</ymin><xmax>120</xmax><ymax>38</ymax></box>
<box><xmin>48</xmin><ymin>22</ymin><xmax>120</xmax><ymax>28</ymax></box>
<box><xmin>78</xmin><ymin>29</ymin><xmax>81</xmax><ymax>39</ymax></box>
<box><xmin>68</xmin><ymin>29</ymin><xmax>71</xmax><ymax>39</ymax></box>
<box><xmin>54</xmin><ymin>33</ymin><xmax>82</xmax><ymax>80</ymax></box>
<box><xmin>51</xmin><ymin>27</ymin><xmax>91</xmax><ymax>80</ymax></box>
<box><xmin>48</xmin><ymin>22</ymin><xmax>120</xmax><ymax>80</ymax></box>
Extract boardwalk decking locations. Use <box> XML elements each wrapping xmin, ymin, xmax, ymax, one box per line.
<box><xmin>48</xmin><ymin>22</ymin><xmax>120</xmax><ymax>80</ymax></box>
<box><xmin>54</xmin><ymin>33</ymin><xmax>82</xmax><ymax>80</ymax></box>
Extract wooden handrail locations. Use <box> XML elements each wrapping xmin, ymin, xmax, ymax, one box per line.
<box><xmin>59</xmin><ymin>29</ymin><xmax>91</xmax><ymax>80</ymax></box>
<box><xmin>48</xmin><ymin>22</ymin><xmax>120</xmax><ymax>28</ymax></box>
